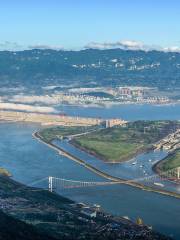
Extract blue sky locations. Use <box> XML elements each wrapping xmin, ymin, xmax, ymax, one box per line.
<box><xmin>0</xmin><ymin>0</ymin><xmax>180</xmax><ymax>50</ymax></box>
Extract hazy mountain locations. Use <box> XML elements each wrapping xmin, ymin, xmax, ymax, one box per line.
<box><xmin>0</xmin><ymin>48</ymin><xmax>180</xmax><ymax>91</ymax></box>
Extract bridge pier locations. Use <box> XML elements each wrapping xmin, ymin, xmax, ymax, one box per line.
<box><xmin>48</xmin><ymin>176</ymin><xmax>53</xmax><ymax>192</ymax></box>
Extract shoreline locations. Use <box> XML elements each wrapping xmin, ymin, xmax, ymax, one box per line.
<box><xmin>152</xmin><ymin>150</ymin><xmax>179</xmax><ymax>175</ymax></box>
<box><xmin>55</xmin><ymin>100</ymin><xmax>180</xmax><ymax>108</ymax></box>
<box><xmin>34</xmin><ymin>131</ymin><xmax>180</xmax><ymax>200</ymax></box>
<box><xmin>70</xmin><ymin>139</ymin><xmax>153</xmax><ymax>164</ymax></box>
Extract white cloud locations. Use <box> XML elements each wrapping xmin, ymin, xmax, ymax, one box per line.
<box><xmin>163</xmin><ymin>46</ymin><xmax>180</xmax><ymax>53</ymax></box>
<box><xmin>0</xmin><ymin>40</ymin><xmax>180</xmax><ymax>53</ymax></box>
<box><xmin>85</xmin><ymin>40</ymin><xmax>180</xmax><ymax>53</ymax></box>
<box><xmin>85</xmin><ymin>40</ymin><xmax>146</xmax><ymax>50</ymax></box>
<box><xmin>28</xmin><ymin>44</ymin><xmax>64</xmax><ymax>50</ymax></box>
<box><xmin>10</xmin><ymin>95</ymin><xmax>59</xmax><ymax>105</ymax></box>
<box><xmin>0</xmin><ymin>102</ymin><xmax>56</xmax><ymax>113</ymax></box>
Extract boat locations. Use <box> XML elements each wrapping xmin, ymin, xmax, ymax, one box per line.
<box><xmin>132</xmin><ymin>162</ymin><xmax>137</xmax><ymax>165</ymax></box>
<box><xmin>153</xmin><ymin>182</ymin><xmax>165</xmax><ymax>187</ymax></box>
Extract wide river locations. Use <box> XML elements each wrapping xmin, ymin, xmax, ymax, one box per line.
<box><xmin>0</xmin><ymin>104</ymin><xmax>180</xmax><ymax>239</ymax></box>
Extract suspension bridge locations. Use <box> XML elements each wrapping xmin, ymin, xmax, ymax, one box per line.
<box><xmin>27</xmin><ymin>166</ymin><xmax>180</xmax><ymax>197</ymax></box>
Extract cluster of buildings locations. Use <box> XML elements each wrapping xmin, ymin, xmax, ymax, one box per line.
<box><xmin>51</xmin><ymin>86</ymin><xmax>171</xmax><ymax>105</ymax></box>
<box><xmin>155</xmin><ymin>129</ymin><xmax>180</xmax><ymax>152</ymax></box>
<box><xmin>52</xmin><ymin>92</ymin><xmax>108</xmax><ymax>105</ymax></box>
<box><xmin>7</xmin><ymin>86</ymin><xmax>172</xmax><ymax>107</ymax></box>
<box><xmin>113</xmin><ymin>87</ymin><xmax>171</xmax><ymax>104</ymax></box>
<box><xmin>135</xmin><ymin>96</ymin><xmax>170</xmax><ymax>104</ymax></box>
<box><xmin>116</xmin><ymin>87</ymin><xmax>145</xmax><ymax>98</ymax></box>
<box><xmin>70</xmin><ymin>202</ymin><xmax>155</xmax><ymax>239</ymax></box>
<box><xmin>105</xmin><ymin>118</ymin><xmax>127</xmax><ymax>128</ymax></box>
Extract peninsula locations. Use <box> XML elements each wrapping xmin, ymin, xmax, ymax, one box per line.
<box><xmin>71</xmin><ymin>121</ymin><xmax>180</xmax><ymax>163</ymax></box>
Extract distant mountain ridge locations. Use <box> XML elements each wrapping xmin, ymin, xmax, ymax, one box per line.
<box><xmin>0</xmin><ymin>48</ymin><xmax>180</xmax><ymax>90</ymax></box>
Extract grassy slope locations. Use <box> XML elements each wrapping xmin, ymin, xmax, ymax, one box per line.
<box><xmin>73</xmin><ymin>121</ymin><xmax>180</xmax><ymax>162</ymax></box>
<box><xmin>158</xmin><ymin>150</ymin><xmax>180</xmax><ymax>171</ymax></box>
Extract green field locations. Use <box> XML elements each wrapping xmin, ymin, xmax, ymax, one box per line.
<box><xmin>73</xmin><ymin>121</ymin><xmax>180</xmax><ymax>162</ymax></box>
<box><xmin>158</xmin><ymin>150</ymin><xmax>180</xmax><ymax>171</ymax></box>
<box><xmin>39</xmin><ymin>125</ymin><xmax>98</xmax><ymax>142</ymax></box>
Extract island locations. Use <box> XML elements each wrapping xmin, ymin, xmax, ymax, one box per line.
<box><xmin>70</xmin><ymin>121</ymin><xmax>180</xmax><ymax>163</ymax></box>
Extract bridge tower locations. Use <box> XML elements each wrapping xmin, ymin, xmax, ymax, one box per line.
<box><xmin>177</xmin><ymin>167</ymin><xmax>180</xmax><ymax>180</ymax></box>
<box><xmin>48</xmin><ymin>176</ymin><xmax>53</xmax><ymax>192</ymax></box>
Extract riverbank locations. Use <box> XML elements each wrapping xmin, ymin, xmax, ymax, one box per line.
<box><xmin>55</xmin><ymin>100</ymin><xmax>180</xmax><ymax>109</ymax></box>
<box><xmin>0</xmin><ymin>174</ymin><xmax>171</xmax><ymax>240</ymax></box>
<box><xmin>34</xmin><ymin>131</ymin><xmax>180</xmax><ymax>200</ymax></box>
<box><xmin>70</xmin><ymin>139</ymin><xmax>153</xmax><ymax>164</ymax></box>
<box><xmin>153</xmin><ymin>150</ymin><xmax>180</xmax><ymax>175</ymax></box>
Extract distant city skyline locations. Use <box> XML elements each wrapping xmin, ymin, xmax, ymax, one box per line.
<box><xmin>0</xmin><ymin>0</ymin><xmax>180</xmax><ymax>51</ymax></box>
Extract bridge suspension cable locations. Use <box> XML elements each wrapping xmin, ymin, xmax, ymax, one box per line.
<box><xmin>20</xmin><ymin>166</ymin><xmax>180</xmax><ymax>192</ymax></box>
<box><xmin>48</xmin><ymin>176</ymin><xmax>119</xmax><ymax>192</ymax></box>
<box><xmin>47</xmin><ymin>166</ymin><xmax>180</xmax><ymax>191</ymax></box>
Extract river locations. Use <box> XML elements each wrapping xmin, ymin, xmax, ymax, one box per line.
<box><xmin>0</xmin><ymin>104</ymin><xmax>180</xmax><ymax>239</ymax></box>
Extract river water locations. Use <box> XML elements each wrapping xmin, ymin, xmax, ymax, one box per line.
<box><xmin>0</xmin><ymin>104</ymin><xmax>180</xmax><ymax>239</ymax></box>
<box><xmin>56</xmin><ymin>103</ymin><xmax>180</xmax><ymax>121</ymax></box>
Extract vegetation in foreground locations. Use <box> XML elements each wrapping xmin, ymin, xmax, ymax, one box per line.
<box><xmin>0</xmin><ymin>167</ymin><xmax>12</xmax><ymax>177</ymax></box>
<box><xmin>156</xmin><ymin>150</ymin><xmax>180</xmax><ymax>172</ymax></box>
<box><xmin>0</xmin><ymin>175</ymin><xmax>172</xmax><ymax>240</ymax></box>
<box><xmin>72</xmin><ymin>121</ymin><xmax>180</xmax><ymax>162</ymax></box>
<box><xmin>0</xmin><ymin>210</ymin><xmax>55</xmax><ymax>240</ymax></box>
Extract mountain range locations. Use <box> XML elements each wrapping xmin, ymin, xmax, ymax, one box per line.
<box><xmin>0</xmin><ymin>48</ymin><xmax>180</xmax><ymax>91</ymax></box>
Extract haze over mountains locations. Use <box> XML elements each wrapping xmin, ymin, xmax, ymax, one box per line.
<box><xmin>0</xmin><ymin>48</ymin><xmax>180</xmax><ymax>92</ymax></box>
